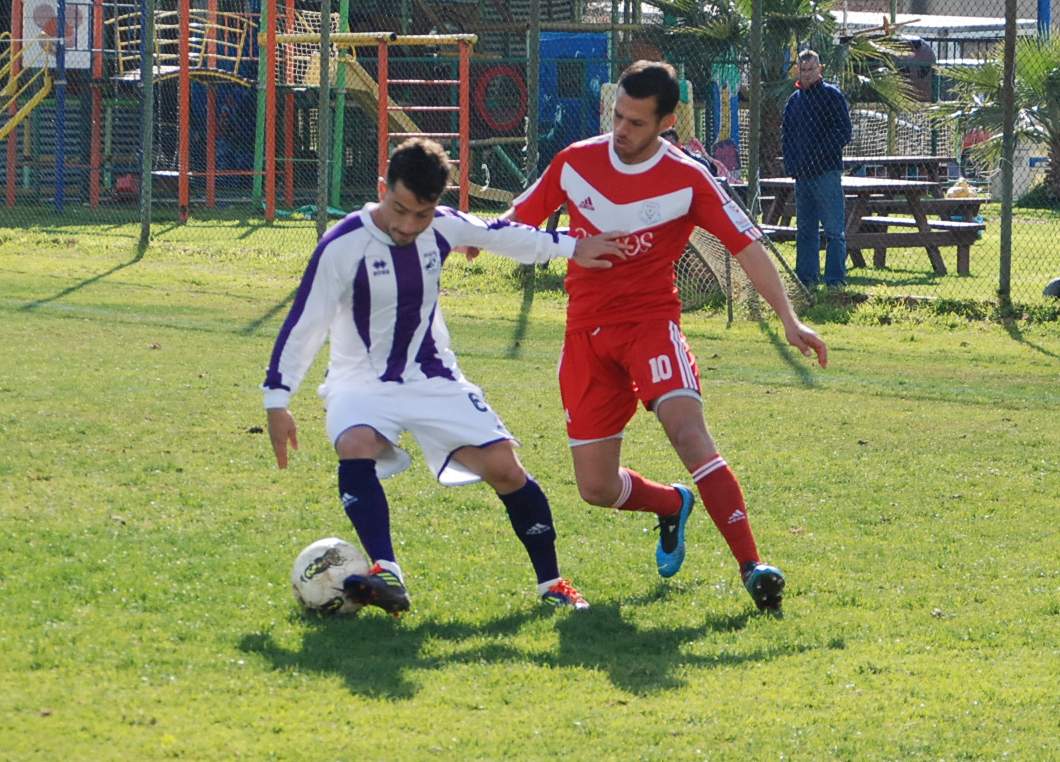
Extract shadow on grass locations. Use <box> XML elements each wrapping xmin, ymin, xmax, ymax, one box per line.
<box><xmin>846</xmin><ymin>266</ymin><xmax>943</xmax><ymax>289</ymax></box>
<box><xmin>237</xmin><ymin>217</ymin><xmax>272</xmax><ymax>240</ymax></box>
<box><xmin>754</xmin><ymin>319</ymin><xmax>817</xmax><ymax>387</ymax></box>
<box><xmin>238</xmin><ymin>593</ymin><xmax>817</xmax><ymax>699</ymax></box>
<box><xmin>1002</xmin><ymin>318</ymin><xmax>1060</xmax><ymax>360</ymax></box>
<box><xmin>240</xmin><ymin>287</ymin><xmax>298</xmax><ymax>336</ymax></box>
<box><xmin>19</xmin><ymin>242</ymin><xmax>147</xmax><ymax>312</ymax></box>
<box><xmin>504</xmin><ymin>266</ymin><xmax>537</xmax><ymax>359</ymax></box>
<box><xmin>238</xmin><ymin>608</ymin><xmax>541</xmax><ymax>700</ymax></box>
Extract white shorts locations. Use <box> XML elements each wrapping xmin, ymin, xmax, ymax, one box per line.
<box><xmin>321</xmin><ymin>376</ymin><xmax>515</xmax><ymax>486</ymax></box>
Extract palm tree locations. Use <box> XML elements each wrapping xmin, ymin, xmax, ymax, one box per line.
<box><xmin>643</xmin><ymin>0</ymin><xmax>915</xmax><ymax>175</ymax></box>
<box><xmin>931</xmin><ymin>35</ymin><xmax>1060</xmax><ymax>202</ymax></box>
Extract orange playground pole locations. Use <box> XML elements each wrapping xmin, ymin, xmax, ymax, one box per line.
<box><xmin>89</xmin><ymin>0</ymin><xmax>103</xmax><ymax>207</ymax></box>
<box><xmin>458</xmin><ymin>41</ymin><xmax>469</xmax><ymax>211</ymax></box>
<box><xmin>264</xmin><ymin>0</ymin><xmax>277</xmax><ymax>220</ymax></box>
<box><xmin>205</xmin><ymin>0</ymin><xmax>217</xmax><ymax>207</ymax></box>
<box><xmin>178</xmin><ymin>0</ymin><xmax>191</xmax><ymax>221</ymax></box>
<box><xmin>376</xmin><ymin>40</ymin><xmax>388</xmax><ymax>189</ymax></box>
<box><xmin>283</xmin><ymin>3</ymin><xmax>294</xmax><ymax>206</ymax></box>
<box><xmin>6</xmin><ymin>0</ymin><xmax>24</xmax><ymax>207</ymax></box>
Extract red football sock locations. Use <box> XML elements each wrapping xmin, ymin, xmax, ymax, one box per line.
<box><xmin>691</xmin><ymin>455</ymin><xmax>760</xmax><ymax>567</ymax></box>
<box><xmin>611</xmin><ymin>468</ymin><xmax>682</xmax><ymax>516</ymax></box>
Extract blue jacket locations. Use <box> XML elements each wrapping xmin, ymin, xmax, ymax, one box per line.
<box><xmin>782</xmin><ymin>80</ymin><xmax>852</xmax><ymax>179</ymax></box>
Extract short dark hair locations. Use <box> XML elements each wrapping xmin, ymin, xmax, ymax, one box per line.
<box><xmin>386</xmin><ymin>138</ymin><xmax>450</xmax><ymax>202</ymax></box>
<box><xmin>617</xmin><ymin>60</ymin><xmax>679</xmax><ymax>118</ymax></box>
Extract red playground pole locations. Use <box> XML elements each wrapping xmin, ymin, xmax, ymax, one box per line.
<box><xmin>89</xmin><ymin>0</ymin><xmax>103</xmax><ymax>207</ymax></box>
<box><xmin>178</xmin><ymin>0</ymin><xmax>191</xmax><ymax>221</ymax></box>
<box><xmin>264</xmin><ymin>0</ymin><xmax>276</xmax><ymax>221</ymax></box>
<box><xmin>6</xmin><ymin>0</ymin><xmax>24</xmax><ymax>207</ymax></box>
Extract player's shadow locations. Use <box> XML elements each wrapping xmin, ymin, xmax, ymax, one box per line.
<box><xmin>238</xmin><ymin>590</ymin><xmax>814</xmax><ymax>700</ymax></box>
<box><xmin>755</xmin><ymin>318</ymin><xmax>818</xmax><ymax>387</ymax></box>
<box><xmin>546</xmin><ymin>599</ymin><xmax>783</xmax><ymax>696</ymax></box>
<box><xmin>237</xmin><ymin>607</ymin><xmax>542</xmax><ymax>701</ymax></box>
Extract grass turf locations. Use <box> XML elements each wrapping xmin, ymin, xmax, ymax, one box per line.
<box><xmin>0</xmin><ymin>225</ymin><xmax>1058</xmax><ymax>760</ymax></box>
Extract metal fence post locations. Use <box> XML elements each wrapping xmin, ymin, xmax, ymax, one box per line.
<box><xmin>747</xmin><ymin>0</ymin><xmax>762</xmax><ymax>219</ymax></box>
<box><xmin>316</xmin><ymin>0</ymin><xmax>332</xmax><ymax>239</ymax></box>
<box><xmin>139</xmin><ymin>0</ymin><xmax>155</xmax><ymax>247</ymax></box>
<box><xmin>525</xmin><ymin>0</ymin><xmax>541</xmax><ymax>185</ymax></box>
<box><xmin>998</xmin><ymin>0</ymin><xmax>1017</xmax><ymax>305</ymax></box>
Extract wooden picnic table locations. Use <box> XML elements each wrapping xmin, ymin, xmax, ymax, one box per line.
<box><xmin>842</xmin><ymin>155</ymin><xmax>955</xmax><ymax>191</ymax></box>
<box><xmin>775</xmin><ymin>155</ymin><xmax>956</xmax><ymax>194</ymax></box>
<box><xmin>759</xmin><ymin>176</ymin><xmax>984</xmax><ymax>276</ymax></box>
<box><xmin>757</xmin><ymin>194</ymin><xmax>983</xmax><ymax>224</ymax></box>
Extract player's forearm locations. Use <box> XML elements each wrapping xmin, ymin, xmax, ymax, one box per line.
<box><xmin>464</xmin><ymin>219</ymin><xmax>576</xmax><ymax>264</ymax></box>
<box><xmin>736</xmin><ymin>242</ymin><xmax>800</xmax><ymax>328</ymax></box>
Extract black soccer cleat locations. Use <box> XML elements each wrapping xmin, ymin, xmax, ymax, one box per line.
<box><xmin>742</xmin><ymin>561</ymin><xmax>785</xmax><ymax>615</ymax></box>
<box><xmin>343</xmin><ymin>563</ymin><xmax>411</xmax><ymax>617</ymax></box>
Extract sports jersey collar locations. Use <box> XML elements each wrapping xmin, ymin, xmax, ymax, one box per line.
<box><xmin>607</xmin><ymin>133</ymin><xmax>670</xmax><ymax>175</ymax></box>
<box><xmin>361</xmin><ymin>202</ymin><xmax>399</xmax><ymax>246</ymax></box>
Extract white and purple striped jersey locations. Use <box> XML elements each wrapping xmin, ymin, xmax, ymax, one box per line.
<box><xmin>262</xmin><ymin>204</ymin><xmax>576</xmax><ymax>409</ymax></box>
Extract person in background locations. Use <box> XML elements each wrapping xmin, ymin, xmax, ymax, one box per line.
<box><xmin>782</xmin><ymin>49</ymin><xmax>853</xmax><ymax>288</ymax></box>
<box><xmin>660</xmin><ymin>128</ymin><xmax>737</xmax><ymax>181</ymax></box>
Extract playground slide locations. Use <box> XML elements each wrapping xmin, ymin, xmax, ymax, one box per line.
<box><xmin>0</xmin><ymin>69</ymin><xmax>52</xmax><ymax>142</ymax></box>
<box><xmin>342</xmin><ymin>59</ymin><xmax>515</xmax><ymax>204</ymax></box>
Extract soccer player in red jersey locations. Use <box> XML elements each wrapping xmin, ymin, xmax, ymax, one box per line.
<box><xmin>506</xmin><ymin>61</ymin><xmax>829</xmax><ymax>613</ymax></box>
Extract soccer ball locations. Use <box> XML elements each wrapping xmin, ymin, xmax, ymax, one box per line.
<box><xmin>290</xmin><ymin>537</ymin><xmax>371</xmax><ymax>615</ymax></box>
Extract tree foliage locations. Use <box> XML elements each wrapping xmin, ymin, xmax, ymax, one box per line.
<box><xmin>931</xmin><ymin>35</ymin><xmax>1060</xmax><ymax>200</ymax></box>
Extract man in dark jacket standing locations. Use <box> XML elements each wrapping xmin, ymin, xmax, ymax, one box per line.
<box><xmin>782</xmin><ymin>50</ymin><xmax>853</xmax><ymax>288</ymax></box>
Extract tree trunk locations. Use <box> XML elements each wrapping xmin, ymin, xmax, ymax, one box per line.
<box><xmin>759</xmin><ymin>98</ymin><xmax>785</xmax><ymax>177</ymax></box>
<box><xmin>1047</xmin><ymin>133</ymin><xmax>1060</xmax><ymax>202</ymax></box>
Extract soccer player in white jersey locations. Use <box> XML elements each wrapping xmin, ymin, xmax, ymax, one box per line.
<box><xmin>263</xmin><ymin>138</ymin><xmax>628</xmax><ymax>615</ymax></box>
<box><xmin>504</xmin><ymin>61</ymin><xmax>829</xmax><ymax>614</ymax></box>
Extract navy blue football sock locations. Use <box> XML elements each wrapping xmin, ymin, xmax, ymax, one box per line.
<box><xmin>499</xmin><ymin>477</ymin><xmax>561</xmax><ymax>584</ymax></box>
<box><xmin>338</xmin><ymin>459</ymin><xmax>396</xmax><ymax>564</ymax></box>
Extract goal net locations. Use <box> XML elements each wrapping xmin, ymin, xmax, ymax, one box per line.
<box><xmin>274</xmin><ymin>6</ymin><xmax>341</xmax><ymax>87</ymax></box>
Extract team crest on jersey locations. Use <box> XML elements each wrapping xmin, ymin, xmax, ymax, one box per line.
<box><xmin>371</xmin><ymin>258</ymin><xmax>390</xmax><ymax>276</ymax></box>
<box><xmin>639</xmin><ymin>201</ymin><xmax>661</xmax><ymax>224</ymax></box>
<box><xmin>421</xmin><ymin>249</ymin><xmax>440</xmax><ymax>272</ymax></box>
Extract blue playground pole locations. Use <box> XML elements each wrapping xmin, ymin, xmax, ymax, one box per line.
<box><xmin>1039</xmin><ymin>0</ymin><xmax>1051</xmax><ymax>37</ymax></box>
<box><xmin>55</xmin><ymin>0</ymin><xmax>67</xmax><ymax>213</ymax></box>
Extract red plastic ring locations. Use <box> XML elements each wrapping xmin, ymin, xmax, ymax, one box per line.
<box><xmin>474</xmin><ymin>65</ymin><xmax>528</xmax><ymax>133</ymax></box>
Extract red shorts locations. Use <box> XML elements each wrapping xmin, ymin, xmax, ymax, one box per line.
<box><xmin>558</xmin><ymin>319</ymin><xmax>701</xmax><ymax>442</ymax></box>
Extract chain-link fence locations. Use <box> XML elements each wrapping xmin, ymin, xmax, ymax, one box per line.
<box><xmin>2</xmin><ymin>0</ymin><xmax>1057</xmax><ymax>308</ymax></box>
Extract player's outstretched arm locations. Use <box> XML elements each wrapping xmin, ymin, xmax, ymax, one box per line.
<box><xmin>571</xmin><ymin>231</ymin><xmax>630</xmax><ymax>269</ymax></box>
<box><xmin>267</xmin><ymin>408</ymin><xmax>299</xmax><ymax>469</ymax></box>
<box><xmin>735</xmin><ymin>241</ymin><xmax>829</xmax><ymax>368</ymax></box>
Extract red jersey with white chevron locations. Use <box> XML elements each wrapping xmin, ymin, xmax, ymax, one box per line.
<box><xmin>512</xmin><ymin>133</ymin><xmax>761</xmax><ymax>332</ymax></box>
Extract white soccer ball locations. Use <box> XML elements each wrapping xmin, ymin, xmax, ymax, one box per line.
<box><xmin>290</xmin><ymin>537</ymin><xmax>371</xmax><ymax>615</ymax></box>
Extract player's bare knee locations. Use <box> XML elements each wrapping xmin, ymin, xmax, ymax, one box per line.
<box><xmin>480</xmin><ymin>459</ymin><xmax>527</xmax><ymax>494</ymax></box>
<box><xmin>576</xmin><ymin>479</ymin><xmax>619</xmax><ymax>507</ymax></box>
<box><xmin>335</xmin><ymin>425</ymin><xmax>386</xmax><ymax>459</ymax></box>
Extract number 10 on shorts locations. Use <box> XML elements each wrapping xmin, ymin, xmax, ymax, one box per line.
<box><xmin>649</xmin><ymin>354</ymin><xmax>673</xmax><ymax>383</ymax></box>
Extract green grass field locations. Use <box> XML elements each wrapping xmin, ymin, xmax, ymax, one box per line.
<box><xmin>1</xmin><ymin>221</ymin><xmax>1058</xmax><ymax>760</ymax></box>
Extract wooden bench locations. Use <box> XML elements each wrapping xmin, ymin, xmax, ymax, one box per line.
<box><xmin>858</xmin><ymin>216</ymin><xmax>986</xmax><ymax>275</ymax></box>
<box><xmin>759</xmin><ymin>224</ymin><xmax>798</xmax><ymax>242</ymax></box>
